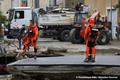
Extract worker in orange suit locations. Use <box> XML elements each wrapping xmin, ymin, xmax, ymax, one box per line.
<box><xmin>84</xmin><ymin>19</ymin><xmax>99</xmax><ymax>62</ymax></box>
<box><xmin>22</xmin><ymin>20</ymin><xmax>38</xmax><ymax>59</ymax></box>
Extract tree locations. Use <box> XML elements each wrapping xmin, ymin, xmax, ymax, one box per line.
<box><xmin>0</xmin><ymin>11</ymin><xmax>7</xmax><ymax>24</ymax></box>
<box><xmin>114</xmin><ymin>0</ymin><xmax>120</xmax><ymax>12</ymax></box>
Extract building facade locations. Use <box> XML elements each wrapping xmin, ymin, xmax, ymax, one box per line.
<box><xmin>84</xmin><ymin>0</ymin><xmax>118</xmax><ymax>15</ymax></box>
<box><xmin>0</xmin><ymin>0</ymin><xmax>48</xmax><ymax>14</ymax></box>
<box><xmin>65</xmin><ymin>0</ymin><xmax>84</xmax><ymax>8</ymax></box>
<box><xmin>0</xmin><ymin>0</ymin><xmax>11</xmax><ymax>14</ymax></box>
<box><xmin>84</xmin><ymin>0</ymin><xmax>119</xmax><ymax>39</ymax></box>
<box><xmin>0</xmin><ymin>0</ymin><xmax>84</xmax><ymax>15</ymax></box>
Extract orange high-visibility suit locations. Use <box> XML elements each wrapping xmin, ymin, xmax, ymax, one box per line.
<box><xmin>84</xmin><ymin>19</ymin><xmax>99</xmax><ymax>59</ymax></box>
<box><xmin>23</xmin><ymin>25</ymin><xmax>38</xmax><ymax>55</ymax></box>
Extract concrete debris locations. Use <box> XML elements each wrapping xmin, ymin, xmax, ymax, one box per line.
<box><xmin>16</xmin><ymin>53</ymin><xmax>28</xmax><ymax>60</ymax></box>
<box><xmin>13</xmin><ymin>49</ymin><xmax>22</xmax><ymax>53</ymax></box>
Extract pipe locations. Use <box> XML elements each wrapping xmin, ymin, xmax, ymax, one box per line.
<box><xmin>110</xmin><ymin>0</ymin><xmax>112</xmax><ymax>39</ymax></box>
<box><xmin>49</xmin><ymin>0</ymin><xmax>51</xmax><ymax>6</ymax></box>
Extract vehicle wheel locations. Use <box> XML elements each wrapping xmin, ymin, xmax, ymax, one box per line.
<box><xmin>59</xmin><ymin>30</ymin><xmax>70</xmax><ymax>42</ymax></box>
<box><xmin>69</xmin><ymin>28</ymin><xmax>84</xmax><ymax>44</ymax></box>
<box><xmin>97</xmin><ymin>30</ymin><xmax>110</xmax><ymax>45</ymax></box>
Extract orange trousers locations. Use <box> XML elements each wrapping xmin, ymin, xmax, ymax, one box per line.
<box><xmin>86</xmin><ymin>40</ymin><xmax>95</xmax><ymax>59</ymax></box>
<box><xmin>23</xmin><ymin>38</ymin><xmax>37</xmax><ymax>55</ymax></box>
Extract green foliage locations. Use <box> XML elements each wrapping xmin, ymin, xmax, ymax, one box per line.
<box><xmin>114</xmin><ymin>0</ymin><xmax>120</xmax><ymax>8</ymax></box>
<box><xmin>0</xmin><ymin>11</ymin><xmax>7</xmax><ymax>24</ymax></box>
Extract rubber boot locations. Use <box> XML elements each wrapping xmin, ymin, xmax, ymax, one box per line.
<box><xmin>91</xmin><ymin>54</ymin><xmax>95</xmax><ymax>62</ymax></box>
<box><xmin>34</xmin><ymin>55</ymin><xmax>37</xmax><ymax>59</ymax></box>
<box><xmin>22</xmin><ymin>52</ymin><xmax>25</xmax><ymax>57</ymax></box>
<box><xmin>88</xmin><ymin>54</ymin><xmax>92</xmax><ymax>61</ymax></box>
<box><xmin>22</xmin><ymin>52</ymin><xmax>28</xmax><ymax>59</ymax></box>
<box><xmin>84</xmin><ymin>58</ymin><xmax>89</xmax><ymax>62</ymax></box>
<box><xmin>91</xmin><ymin>58</ymin><xmax>95</xmax><ymax>62</ymax></box>
<box><xmin>89</xmin><ymin>47</ymin><xmax>92</xmax><ymax>61</ymax></box>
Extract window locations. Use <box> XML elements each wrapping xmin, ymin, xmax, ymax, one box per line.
<box><xmin>53</xmin><ymin>0</ymin><xmax>57</xmax><ymax>6</ymax></box>
<box><xmin>35</xmin><ymin>0</ymin><xmax>39</xmax><ymax>8</ymax></box>
<box><xmin>8</xmin><ymin>10</ymin><xmax>14</xmax><ymax>21</ymax></box>
<box><xmin>74</xmin><ymin>13</ymin><xmax>88</xmax><ymax>24</ymax></box>
<box><xmin>21</xmin><ymin>0</ymin><xmax>28</xmax><ymax>7</ymax></box>
<box><xmin>56</xmin><ymin>0</ymin><xmax>63</xmax><ymax>5</ymax></box>
<box><xmin>15</xmin><ymin>11</ymin><xmax>24</xmax><ymax>19</ymax></box>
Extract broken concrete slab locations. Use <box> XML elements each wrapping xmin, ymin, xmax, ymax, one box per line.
<box><xmin>7</xmin><ymin>56</ymin><xmax>120</xmax><ymax>76</ymax></box>
<box><xmin>8</xmin><ymin>55</ymin><xmax>120</xmax><ymax>66</ymax></box>
<box><xmin>16</xmin><ymin>52</ymin><xmax>64</xmax><ymax>60</ymax></box>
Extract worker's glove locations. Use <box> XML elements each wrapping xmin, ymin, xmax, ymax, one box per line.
<box><xmin>33</xmin><ymin>39</ymin><xmax>36</xmax><ymax>43</ymax></box>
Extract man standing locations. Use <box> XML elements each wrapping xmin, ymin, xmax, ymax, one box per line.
<box><xmin>84</xmin><ymin>19</ymin><xmax>99</xmax><ymax>62</ymax></box>
<box><xmin>22</xmin><ymin>20</ymin><xmax>38</xmax><ymax>59</ymax></box>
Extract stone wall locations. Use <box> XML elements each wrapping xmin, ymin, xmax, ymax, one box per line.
<box><xmin>84</xmin><ymin>0</ymin><xmax>118</xmax><ymax>16</ymax></box>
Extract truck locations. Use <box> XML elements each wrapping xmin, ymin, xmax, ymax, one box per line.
<box><xmin>6</xmin><ymin>7</ymin><xmax>32</xmax><ymax>38</ymax></box>
<box><xmin>5</xmin><ymin>7</ymin><xmax>76</xmax><ymax>41</ymax></box>
<box><xmin>38</xmin><ymin>9</ymin><xmax>75</xmax><ymax>41</ymax></box>
<box><xmin>5</xmin><ymin>6</ymin><xmax>89</xmax><ymax>42</ymax></box>
<box><xmin>69</xmin><ymin>11</ymin><xmax>111</xmax><ymax>45</ymax></box>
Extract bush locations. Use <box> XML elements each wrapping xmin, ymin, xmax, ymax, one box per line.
<box><xmin>0</xmin><ymin>11</ymin><xmax>7</xmax><ymax>24</ymax></box>
<box><xmin>114</xmin><ymin>0</ymin><xmax>120</xmax><ymax>12</ymax></box>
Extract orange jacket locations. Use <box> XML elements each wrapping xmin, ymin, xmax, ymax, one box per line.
<box><xmin>27</xmin><ymin>25</ymin><xmax>38</xmax><ymax>40</ymax></box>
<box><xmin>84</xmin><ymin>26</ymin><xmax>99</xmax><ymax>42</ymax></box>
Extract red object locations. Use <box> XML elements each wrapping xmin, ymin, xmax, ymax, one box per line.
<box><xmin>81</xmin><ymin>12</ymin><xmax>102</xmax><ymax>36</ymax></box>
<box><xmin>22</xmin><ymin>37</ymin><xmax>27</xmax><ymax>42</ymax></box>
<box><xmin>86</xmin><ymin>40</ymin><xmax>96</xmax><ymax>58</ymax></box>
<box><xmin>80</xmin><ymin>30</ymin><xmax>84</xmax><ymax>38</ymax></box>
<box><xmin>13</xmin><ymin>27</ymin><xmax>16</xmax><ymax>29</ymax></box>
<box><xmin>23</xmin><ymin>25</ymin><xmax>38</xmax><ymax>55</ymax></box>
<box><xmin>34</xmin><ymin>23</ymin><xmax>37</xmax><ymax>26</ymax></box>
<box><xmin>76</xmin><ymin>24</ymin><xmax>80</xmax><ymax>26</ymax></box>
<box><xmin>105</xmin><ymin>17</ymin><xmax>107</xmax><ymax>22</ymax></box>
<box><xmin>0</xmin><ymin>66</ymin><xmax>6</xmax><ymax>70</ymax></box>
<box><xmin>84</xmin><ymin>19</ymin><xmax>99</xmax><ymax>59</ymax></box>
<box><xmin>21</xmin><ymin>4</ymin><xmax>26</xmax><ymax>7</ymax></box>
<box><xmin>89</xmin><ymin>19</ymin><xmax>95</xmax><ymax>26</ymax></box>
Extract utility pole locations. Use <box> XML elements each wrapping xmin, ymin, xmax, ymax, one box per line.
<box><xmin>49</xmin><ymin>0</ymin><xmax>51</xmax><ymax>6</ymax></box>
<box><xmin>0</xmin><ymin>2</ymin><xmax>1</xmax><ymax>11</ymax></box>
<box><xmin>11</xmin><ymin>0</ymin><xmax>13</xmax><ymax>8</ymax></box>
<box><xmin>32</xmin><ymin>0</ymin><xmax>33</xmax><ymax>8</ymax></box>
<box><xmin>32</xmin><ymin>0</ymin><xmax>34</xmax><ymax>20</ymax></box>
<box><xmin>110</xmin><ymin>0</ymin><xmax>112</xmax><ymax>39</ymax></box>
